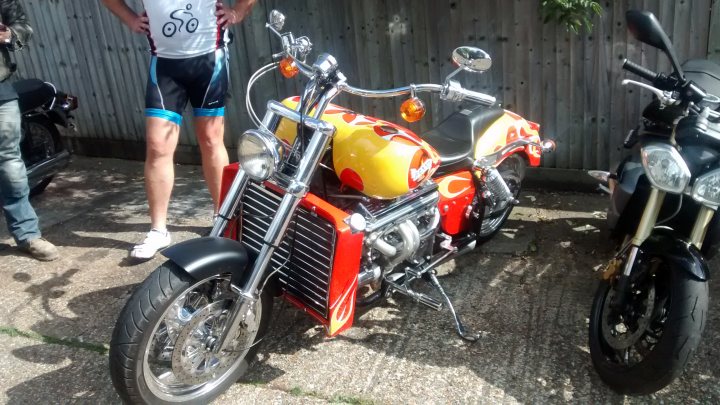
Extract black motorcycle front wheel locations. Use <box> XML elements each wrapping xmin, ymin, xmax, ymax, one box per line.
<box><xmin>589</xmin><ymin>257</ymin><xmax>708</xmax><ymax>395</ymax></box>
<box><xmin>109</xmin><ymin>261</ymin><xmax>272</xmax><ymax>404</ymax></box>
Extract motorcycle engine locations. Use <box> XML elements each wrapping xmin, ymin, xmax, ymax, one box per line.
<box><xmin>351</xmin><ymin>181</ymin><xmax>440</xmax><ymax>288</ymax></box>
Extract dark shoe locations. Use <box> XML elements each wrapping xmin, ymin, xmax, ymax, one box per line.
<box><xmin>19</xmin><ymin>238</ymin><xmax>59</xmax><ymax>261</ymax></box>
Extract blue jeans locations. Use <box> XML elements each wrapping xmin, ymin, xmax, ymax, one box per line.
<box><xmin>0</xmin><ymin>99</ymin><xmax>40</xmax><ymax>244</ymax></box>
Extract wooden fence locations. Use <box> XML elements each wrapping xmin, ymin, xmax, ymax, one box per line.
<box><xmin>13</xmin><ymin>0</ymin><xmax>720</xmax><ymax>170</ymax></box>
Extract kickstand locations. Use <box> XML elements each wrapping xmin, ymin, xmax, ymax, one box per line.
<box><xmin>427</xmin><ymin>271</ymin><xmax>481</xmax><ymax>342</ymax></box>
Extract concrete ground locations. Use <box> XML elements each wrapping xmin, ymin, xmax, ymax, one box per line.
<box><xmin>0</xmin><ymin>156</ymin><xmax>718</xmax><ymax>404</ymax></box>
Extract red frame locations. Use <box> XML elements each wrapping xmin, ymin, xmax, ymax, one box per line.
<box><xmin>434</xmin><ymin>171</ymin><xmax>476</xmax><ymax>235</ymax></box>
<box><xmin>219</xmin><ymin>164</ymin><xmax>364</xmax><ymax>336</ymax></box>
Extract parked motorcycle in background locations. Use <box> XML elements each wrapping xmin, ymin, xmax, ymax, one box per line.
<box><xmin>109</xmin><ymin>10</ymin><xmax>554</xmax><ymax>404</ymax></box>
<box><xmin>588</xmin><ymin>10</ymin><xmax>720</xmax><ymax>395</ymax></box>
<box><xmin>13</xmin><ymin>78</ymin><xmax>77</xmax><ymax>195</ymax></box>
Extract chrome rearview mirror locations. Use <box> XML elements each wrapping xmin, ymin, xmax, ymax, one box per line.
<box><xmin>269</xmin><ymin>10</ymin><xmax>286</xmax><ymax>31</ymax></box>
<box><xmin>452</xmin><ymin>46</ymin><xmax>492</xmax><ymax>73</ymax></box>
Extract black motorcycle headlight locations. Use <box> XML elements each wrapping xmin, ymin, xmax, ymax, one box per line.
<box><xmin>640</xmin><ymin>143</ymin><xmax>691</xmax><ymax>194</ymax></box>
<box><xmin>692</xmin><ymin>169</ymin><xmax>720</xmax><ymax>207</ymax></box>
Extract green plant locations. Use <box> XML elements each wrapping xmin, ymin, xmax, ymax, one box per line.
<box><xmin>541</xmin><ymin>0</ymin><xmax>603</xmax><ymax>34</ymax></box>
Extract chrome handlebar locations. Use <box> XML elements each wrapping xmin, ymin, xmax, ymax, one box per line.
<box><xmin>339</xmin><ymin>82</ymin><xmax>497</xmax><ymax>106</ymax></box>
<box><xmin>340</xmin><ymin>83</ymin><xmax>443</xmax><ymax>98</ymax></box>
<box><xmin>268</xmin><ymin>22</ymin><xmax>497</xmax><ymax>107</ymax></box>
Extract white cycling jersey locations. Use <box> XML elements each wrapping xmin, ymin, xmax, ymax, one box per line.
<box><xmin>142</xmin><ymin>0</ymin><xmax>228</xmax><ymax>59</ymax></box>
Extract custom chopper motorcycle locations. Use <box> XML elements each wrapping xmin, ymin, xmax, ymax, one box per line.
<box><xmin>13</xmin><ymin>78</ymin><xmax>77</xmax><ymax>195</ymax></box>
<box><xmin>109</xmin><ymin>10</ymin><xmax>554</xmax><ymax>404</ymax></box>
<box><xmin>588</xmin><ymin>10</ymin><xmax>720</xmax><ymax>395</ymax></box>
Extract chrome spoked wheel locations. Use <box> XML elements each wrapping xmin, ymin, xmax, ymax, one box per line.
<box><xmin>143</xmin><ymin>275</ymin><xmax>262</xmax><ymax>402</ymax></box>
<box><xmin>110</xmin><ymin>262</ymin><xmax>272</xmax><ymax>404</ymax></box>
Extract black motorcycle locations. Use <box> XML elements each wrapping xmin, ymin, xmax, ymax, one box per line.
<box><xmin>588</xmin><ymin>10</ymin><xmax>720</xmax><ymax>394</ymax></box>
<box><xmin>13</xmin><ymin>78</ymin><xmax>77</xmax><ymax>195</ymax></box>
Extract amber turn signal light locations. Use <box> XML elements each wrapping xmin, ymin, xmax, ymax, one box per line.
<box><xmin>400</xmin><ymin>97</ymin><xmax>426</xmax><ymax>122</ymax></box>
<box><xmin>279</xmin><ymin>57</ymin><xmax>299</xmax><ymax>78</ymax></box>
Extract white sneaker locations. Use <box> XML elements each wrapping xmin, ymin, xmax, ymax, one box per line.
<box><xmin>130</xmin><ymin>229</ymin><xmax>171</xmax><ymax>260</ymax></box>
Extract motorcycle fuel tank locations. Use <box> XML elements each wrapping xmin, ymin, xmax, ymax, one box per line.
<box><xmin>275</xmin><ymin>97</ymin><xmax>440</xmax><ymax>199</ymax></box>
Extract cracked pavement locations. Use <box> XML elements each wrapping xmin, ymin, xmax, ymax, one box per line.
<box><xmin>0</xmin><ymin>157</ymin><xmax>718</xmax><ymax>404</ymax></box>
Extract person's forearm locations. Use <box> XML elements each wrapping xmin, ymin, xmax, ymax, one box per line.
<box><xmin>102</xmin><ymin>0</ymin><xmax>138</xmax><ymax>26</ymax></box>
<box><xmin>2</xmin><ymin>0</ymin><xmax>32</xmax><ymax>49</ymax></box>
<box><xmin>231</xmin><ymin>0</ymin><xmax>256</xmax><ymax>21</ymax></box>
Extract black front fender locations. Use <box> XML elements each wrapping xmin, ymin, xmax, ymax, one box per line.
<box><xmin>162</xmin><ymin>237</ymin><xmax>249</xmax><ymax>285</ymax></box>
<box><xmin>640</xmin><ymin>229</ymin><xmax>709</xmax><ymax>281</ymax></box>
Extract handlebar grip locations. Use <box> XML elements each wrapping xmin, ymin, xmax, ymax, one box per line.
<box><xmin>460</xmin><ymin>88</ymin><xmax>496</xmax><ymax>106</ymax></box>
<box><xmin>622</xmin><ymin>59</ymin><xmax>659</xmax><ymax>83</ymax></box>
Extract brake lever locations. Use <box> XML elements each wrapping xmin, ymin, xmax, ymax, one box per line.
<box><xmin>265</xmin><ymin>23</ymin><xmax>283</xmax><ymax>40</ymax></box>
<box><xmin>621</xmin><ymin>79</ymin><xmax>679</xmax><ymax>106</ymax></box>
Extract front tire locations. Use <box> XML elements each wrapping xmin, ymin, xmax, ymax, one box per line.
<box><xmin>589</xmin><ymin>258</ymin><xmax>708</xmax><ymax>395</ymax></box>
<box><xmin>109</xmin><ymin>261</ymin><xmax>272</xmax><ymax>404</ymax></box>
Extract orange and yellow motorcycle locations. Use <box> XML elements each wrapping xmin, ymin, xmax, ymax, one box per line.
<box><xmin>109</xmin><ymin>10</ymin><xmax>555</xmax><ymax>404</ymax></box>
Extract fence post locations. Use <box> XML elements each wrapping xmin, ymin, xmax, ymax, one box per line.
<box><xmin>710</xmin><ymin>0</ymin><xmax>720</xmax><ymax>62</ymax></box>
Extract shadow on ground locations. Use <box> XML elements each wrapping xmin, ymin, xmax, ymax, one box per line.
<box><xmin>2</xmin><ymin>163</ymin><xmax>718</xmax><ymax>404</ymax></box>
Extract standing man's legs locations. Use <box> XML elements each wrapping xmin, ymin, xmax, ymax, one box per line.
<box><xmin>145</xmin><ymin>117</ymin><xmax>181</xmax><ymax>230</ymax></box>
<box><xmin>190</xmin><ymin>48</ymin><xmax>230</xmax><ymax>212</ymax></box>
<box><xmin>0</xmin><ymin>100</ymin><xmax>57</xmax><ymax>261</ymax></box>
<box><xmin>130</xmin><ymin>54</ymin><xmax>186</xmax><ymax>260</ymax></box>
<box><xmin>131</xmin><ymin>117</ymin><xmax>180</xmax><ymax>259</ymax></box>
<box><xmin>194</xmin><ymin>116</ymin><xmax>228</xmax><ymax>212</ymax></box>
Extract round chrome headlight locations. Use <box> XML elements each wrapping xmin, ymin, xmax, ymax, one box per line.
<box><xmin>640</xmin><ymin>143</ymin><xmax>691</xmax><ymax>194</ymax></box>
<box><xmin>237</xmin><ymin>129</ymin><xmax>284</xmax><ymax>181</ymax></box>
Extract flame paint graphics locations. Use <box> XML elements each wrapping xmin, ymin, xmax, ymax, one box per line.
<box><xmin>328</xmin><ymin>275</ymin><xmax>358</xmax><ymax>336</ymax></box>
<box><xmin>325</xmin><ymin>107</ymin><xmax>425</xmax><ymax>147</ymax></box>
<box><xmin>438</xmin><ymin>174</ymin><xmax>473</xmax><ymax>198</ymax></box>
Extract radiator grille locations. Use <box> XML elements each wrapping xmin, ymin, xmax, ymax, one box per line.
<box><xmin>240</xmin><ymin>182</ymin><xmax>336</xmax><ymax>317</ymax></box>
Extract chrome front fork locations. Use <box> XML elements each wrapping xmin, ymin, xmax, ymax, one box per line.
<box><xmin>215</xmin><ymin>98</ymin><xmax>337</xmax><ymax>352</ymax></box>
<box><xmin>690</xmin><ymin>205</ymin><xmax>715</xmax><ymax>249</ymax></box>
<box><xmin>620</xmin><ymin>187</ymin><xmax>666</xmax><ymax>278</ymax></box>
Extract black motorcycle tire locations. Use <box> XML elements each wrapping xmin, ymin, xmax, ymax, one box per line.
<box><xmin>476</xmin><ymin>154</ymin><xmax>526</xmax><ymax>243</ymax></box>
<box><xmin>588</xmin><ymin>261</ymin><xmax>708</xmax><ymax>395</ymax></box>
<box><xmin>109</xmin><ymin>261</ymin><xmax>272</xmax><ymax>405</ymax></box>
<box><xmin>23</xmin><ymin>115</ymin><xmax>63</xmax><ymax>196</ymax></box>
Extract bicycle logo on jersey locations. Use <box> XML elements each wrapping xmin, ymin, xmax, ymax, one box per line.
<box><xmin>162</xmin><ymin>4</ymin><xmax>199</xmax><ymax>37</ymax></box>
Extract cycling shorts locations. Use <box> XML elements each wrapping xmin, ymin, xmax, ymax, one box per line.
<box><xmin>145</xmin><ymin>48</ymin><xmax>229</xmax><ymax>125</ymax></box>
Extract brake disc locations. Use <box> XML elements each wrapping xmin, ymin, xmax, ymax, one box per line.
<box><xmin>171</xmin><ymin>299</ymin><xmax>260</xmax><ymax>385</ymax></box>
<box><xmin>601</xmin><ymin>284</ymin><xmax>656</xmax><ymax>350</ymax></box>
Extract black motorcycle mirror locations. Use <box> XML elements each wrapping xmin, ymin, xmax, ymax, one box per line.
<box><xmin>451</xmin><ymin>46</ymin><xmax>492</xmax><ymax>73</ymax></box>
<box><xmin>626</xmin><ymin>10</ymin><xmax>685</xmax><ymax>80</ymax></box>
<box><xmin>268</xmin><ymin>9</ymin><xmax>285</xmax><ymax>31</ymax></box>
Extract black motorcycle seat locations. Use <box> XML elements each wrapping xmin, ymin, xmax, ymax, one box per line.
<box><xmin>422</xmin><ymin>106</ymin><xmax>505</xmax><ymax>176</ymax></box>
<box><xmin>683</xmin><ymin>59</ymin><xmax>720</xmax><ymax>98</ymax></box>
<box><xmin>12</xmin><ymin>78</ymin><xmax>55</xmax><ymax>114</ymax></box>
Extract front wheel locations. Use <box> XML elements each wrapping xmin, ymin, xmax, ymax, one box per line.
<box><xmin>589</xmin><ymin>257</ymin><xmax>708</xmax><ymax>395</ymax></box>
<box><xmin>109</xmin><ymin>261</ymin><xmax>272</xmax><ymax>404</ymax></box>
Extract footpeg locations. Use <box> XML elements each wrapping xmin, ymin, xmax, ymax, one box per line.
<box><xmin>427</xmin><ymin>271</ymin><xmax>481</xmax><ymax>342</ymax></box>
<box><xmin>385</xmin><ymin>278</ymin><xmax>444</xmax><ymax>311</ymax></box>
